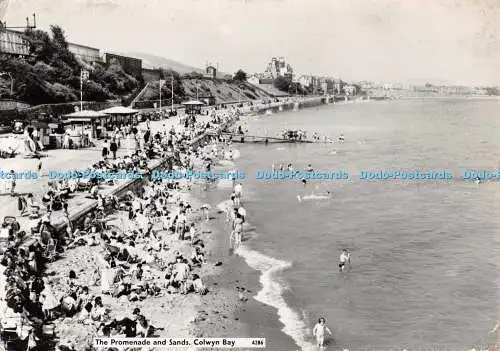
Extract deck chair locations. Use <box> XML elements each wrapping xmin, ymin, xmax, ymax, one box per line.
<box><xmin>0</xmin><ymin>315</ymin><xmax>21</xmax><ymax>349</ymax></box>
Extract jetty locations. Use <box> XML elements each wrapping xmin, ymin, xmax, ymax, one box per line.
<box><xmin>210</xmin><ymin>132</ymin><xmax>314</xmax><ymax>144</ymax></box>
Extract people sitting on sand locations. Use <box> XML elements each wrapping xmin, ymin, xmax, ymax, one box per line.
<box><xmin>191</xmin><ymin>274</ymin><xmax>208</xmax><ymax>295</ymax></box>
<box><xmin>191</xmin><ymin>245</ymin><xmax>205</xmax><ymax>267</ymax></box>
<box><xmin>0</xmin><ymin>107</ymin><xmax>244</xmax><ymax>347</ymax></box>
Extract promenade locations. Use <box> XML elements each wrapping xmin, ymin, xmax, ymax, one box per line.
<box><xmin>0</xmin><ymin>113</ymin><xmax>214</xmax><ymax>228</ymax></box>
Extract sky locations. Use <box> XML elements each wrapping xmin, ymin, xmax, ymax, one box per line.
<box><xmin>2</xmin><ymin>0</ymin><xmax>500</xmax><ymax>86</ymax></box>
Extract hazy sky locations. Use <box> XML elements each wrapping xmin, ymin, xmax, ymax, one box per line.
<box><xmin>3</xmin><ymin>0</ymin><xmax>500</xmax><ymax>85</ymax></box>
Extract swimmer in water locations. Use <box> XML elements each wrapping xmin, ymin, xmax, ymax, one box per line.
<box><xmin>301</xmin><ymin>178</ymin><xmax>307</xmax><ymax>187</ymax></box>
<box><xmin>475</xmin><ymin>176</ymin><xmax>481</xmax><ymax>184</ymax></box>
<box><xmin>338</xmin><ymin>134</ymin><xmax>345</xmax><ymax>143</ymax></box>
<box><xmin>312</xmin><ymin>317</ymin><xmax>332</xmax><ymax>349</ymax></box>
<box><xmin>307</xmin><ymin>164</ymin><xmax>313</xmax><ymax>172</ymax></box>
<box><xmin>339</xmin><ymin>249</ymin><xmax>350</xmax><ymax>272</ymax></box>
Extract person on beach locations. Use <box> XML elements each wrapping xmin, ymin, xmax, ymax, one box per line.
<box><xmin>8</xmin><ymin>170</ymin><xmax>16</xmax><ymax>196</ymax></box>
<box><xmin>37</xmin><ymin>157</ymin><xmax>42</xmax><ymax>173</ymax></box>
<box><xmin>234</xmin><ymin>183</ymin><xmax>243</xmax><ymax>207</ymax></box>
<box><xmin>201</xmin><ymin>204</ymin><xmax>210</xmax><ymax>221</ymax></box>
<box><xmin>313</xmin><ymin>317</ymin><xmax>332</xmax><ymax>349</ymax></box>
<box><xmin>102</xmin><ymin>140</ymin><xmax>109</xmax><ymax>160</ymax></box>
<box><xmin>110</xmin><ymin>138</ymin><xmax>118</xmax><ymax>160</ymax></box>
<box><xmin>339</xmin><ymin>249</ymin><xmax>351</xmax><ymax>272</ymax></box>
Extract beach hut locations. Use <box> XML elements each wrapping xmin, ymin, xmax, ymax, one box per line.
<box><xmin>63</xmin><ymin>110</ymin><xmax>108</xmax><ymax>147</ymax></box>
<box><xmin>100</xmin><ymin>106</ymin><xmax>139</xmax><ymax>128</ymax></box>
<box><xmin>182</xmin><ymin>100</ymin><xmax>205</xmax><ymax>116</ymax></box>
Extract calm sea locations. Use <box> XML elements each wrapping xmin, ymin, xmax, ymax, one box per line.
<box><xmin>220</xmin><ymin>99</ymin><xmax>500</xmax><ymax>350</ymax></box>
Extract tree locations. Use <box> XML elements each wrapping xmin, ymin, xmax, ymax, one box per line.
<box><xmin>3</xmin><ymin>26</ymin><xmax>148</xmax><ymax>104</ymax></box>
<box><xmin>183</xmin><ymin>71</ymin><xmax>204</xmax><ymax>79</ymax></box>
<box><xmin>233</xmin><ymin>69</ymin><xmax>247</xmax><ymax>82</ymax></box>
<box><xmin>274</xmin><ymin>76</ymin><xmax>291</xmax><ymax>92</ymax></box>
<box><xmin>50</xmin><ymin>25</ymin><xmax>69</xmax><ymax>50</ymax></box>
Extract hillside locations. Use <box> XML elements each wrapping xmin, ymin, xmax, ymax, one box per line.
<box><xmin>134</xmin><ymin>79</ymin><xmax>272</xmax><ymax>108</ymax></box>
<box><xmin>0</xmin><ymin>26</ymin><xmax>141</xmax><ymax>106</ymax></box>
<box><xmin>125</xmin><ymin>52</ymin><xmax>230</xmax><ymax>78</ymax></box>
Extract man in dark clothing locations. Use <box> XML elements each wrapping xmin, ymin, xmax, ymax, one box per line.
<box><xmin>102</xmin><ymin>140</ymin><xmax>109</xmax><ymax>160</ymax></box>
<box><xmin>110</xmin><ymin>139</ymin><xmax>118</xmax><ymax>160</ymax></box>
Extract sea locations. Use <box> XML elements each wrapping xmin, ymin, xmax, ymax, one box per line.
<box><xmin>209</xmin><ymin>98</ymin><xmax>500</xmax><ymax>350</ymax></box>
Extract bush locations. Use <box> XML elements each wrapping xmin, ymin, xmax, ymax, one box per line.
<box><xmin>233</xmin><ymin>69</ymin><xmax>247</xmax><ymax>82</ymax></box>
<box><xmin>274</xmin><ymin>76</ymin><xmax>291</xmax><ymax>92</ymax></box>
<box><xmin>49</xmin><ymin>82</ymin><xmax>77</xmax><ymax>102</ymax></box>
<box><xmin>1</xmin><ymin>26</ymin><xmax>141</xmax><ymax>104</ymax></box>
<box><xmin>84</xmin><ymin>80</ymin><xmax>111</xmax><ymax>101</ymax></box>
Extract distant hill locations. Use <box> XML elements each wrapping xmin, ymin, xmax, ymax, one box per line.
<box><xmin>124</xmin><ymin>52</ymin><xmax>230</xmax><ymax>78</ymax></box>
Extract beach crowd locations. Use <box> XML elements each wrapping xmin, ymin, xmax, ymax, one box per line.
<box><xmin>0</xmin><ymin>106</ymin><xmax>243</xmax><ymax>351</ymax></box>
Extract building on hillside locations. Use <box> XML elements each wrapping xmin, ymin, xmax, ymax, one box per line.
<box><xmin>359</xmin><ymin>81</ymin><xmax>375</xmax><ymax>90</ymax></box>
<box><xmin>264</xmin><ymin>57</ymin><xmax>293</xmax><ymax>80</ymax></box>
<box><xmin>297</xmin><ymin>75</ymin><xmax>313</xmax><ymax>88</ymax></box>
<box><xmin>204</xmin><ymin>65</ymin><xmax>217</xmax><ymax>79</ymax></box>
<box><xmin>332</xmin><ymin>79</ymin><xmax>346</xmax><ymax>95</ymax></box>
<box><xmin>0</xmin><ymin>29</ymin><xmax>30</xmax><ymax>56</ymax></box>
<box><xmin>247</xmin><ymin>75</ymin><xmax>261</xmax><ymax>85</ymax></box>
<box><xmin>472</xmin><ymin>87</ymin><xmax>488</xmax><ymax>95</ymax></box>
<box><xmin>104</xmin><ymin>53</ymin><xmax>142</xmax><ymax>78</ymax></box>
<box><xmin>68</xmin><ymin>42</ymin><xmax>101</xmax><ymax>64</ymax></box>
<box><xmin>142</xmin><ymin>68</ymin><xmax>161</xmax><ymax>82</ymax></box>
<box><xmin>198</xmin><ymin>93</ymin><xmax>216</xmax><ymax>106</ymax></box>
<box><xmin>343</xmin><ymin>84</ymin><xmax>357</xmax><ymax>96</ymax></box>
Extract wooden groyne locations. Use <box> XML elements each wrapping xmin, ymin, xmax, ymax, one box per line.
<box><xmin>211</xmin><ymin>132</ymin><xmax>313</xmax><ymax>144</ymax></box>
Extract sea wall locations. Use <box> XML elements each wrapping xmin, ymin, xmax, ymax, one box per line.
<box><xmin>253</xmin><ymin>96</ymin><xmax>325</xmax><ymax>114</ymax></box>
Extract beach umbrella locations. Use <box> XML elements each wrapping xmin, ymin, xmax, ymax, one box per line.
<box><xmin>237</xmin><ymin>207</ymin><xmax>246</xmax><ymax>217</ymax></box>
<box><xmin>201</xmin><ymin>204</ymin><xmax>211</xmax><ymax>210</ymax></box>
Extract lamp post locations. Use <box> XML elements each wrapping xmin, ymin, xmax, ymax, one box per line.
<box><xmin>159</xmin><ymin>81</ymin><xmax>162</xmax><ymax>110</ymax></box>
<box><xmin>171</xmin><ymin>76</ymin><xmax>174</xmax><ymax>111</ymax></box>
<box><xmin>80</xmin><ymin>69</ymin><xmax>89</xmax><ymax>111</ymax></box>
<box><xmin>0</xmin><ymin>72</ymin><xmax>13</xmax><ymax>97</ymax></box>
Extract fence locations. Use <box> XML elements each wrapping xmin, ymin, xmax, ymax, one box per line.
<box><xmin>0</xmin><ymin>99</ymin><xmax>31</xmax><ymax>111</ymax></box>
<box><xmin>132</xmin><ymin>98</ymin><xmax>176</xmax><ymax>110</ymax></box>
<box><xmin>22</xmin><ymin>100</ymin><xmax>121</xmax><ymax>118</ymax></box>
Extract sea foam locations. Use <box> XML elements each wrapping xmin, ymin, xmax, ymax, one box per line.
<box><xmin>236</xmin><ymin>245</ymin><xmax>317</xmax><ymax>351</ymax></box>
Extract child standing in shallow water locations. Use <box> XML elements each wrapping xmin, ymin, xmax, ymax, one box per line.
<box><xmin>313</xmin><ymin>317</ymin><xmax>332</xmax><ymax>349</ymax></box>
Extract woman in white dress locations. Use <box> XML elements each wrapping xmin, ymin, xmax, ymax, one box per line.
<box><xmin>312</xmin><ymin>317</ymin><xmax>332</xmax><ymax>349</ymax></box>
<box><xmin>40</xmin><ymin>278</ymin><xmax>59</xmax><ymax>320</ymax></box>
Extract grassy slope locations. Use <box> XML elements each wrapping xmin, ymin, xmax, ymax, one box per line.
<box><xmin>141</xmin><ymin>79</ymin><xmax>272</xmax><ymax>103</ymax></box>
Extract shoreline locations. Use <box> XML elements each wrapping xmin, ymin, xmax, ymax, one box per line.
<box><xmin>187</xmin><ymin>182</ymin><xmax>299</xmax><ymax>351</ymax></box>
<box><xmin>188</xmin><ymin>108</ymin><xmax>321</xmax><ymax>351</ymax></box>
